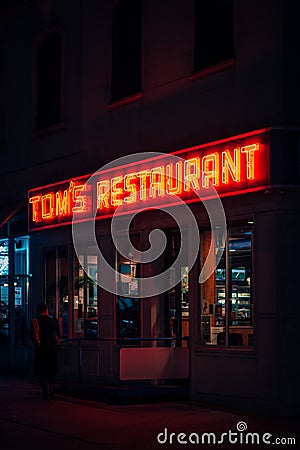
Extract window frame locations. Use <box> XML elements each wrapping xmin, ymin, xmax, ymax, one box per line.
<box><xmin>114</xmin><ymin>233</ymin><xmax>142</xmax><ymax>345</ymax></box>
<box><xmin>43</xmin><ymin>245</ymin><xmax>100</xmax><ymax>341</ymax></box>
<box><xmin>199</xmin><ymin>221</ymin><xmax>255</xmax><ymax>350</ymax></box>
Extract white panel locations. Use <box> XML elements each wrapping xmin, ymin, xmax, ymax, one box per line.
<box><xmin>120</xmin><ymin>347</ymin><xmax>189</xmax><ymax>380</ymax></box>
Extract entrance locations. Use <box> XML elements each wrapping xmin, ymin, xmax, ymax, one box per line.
<box><xmin>117</xmin><ymin>228</ymin><xmax>190</xmax><ymax>382</ymax></box>
<box><xmin>164</xmin><ymin>230</ymin><xmax>189</xmax><ymax>347</ymax></box>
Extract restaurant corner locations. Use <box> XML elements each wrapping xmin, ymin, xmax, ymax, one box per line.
<box><xmin>0</xmin><ymin>0</ymin><xmax>300</xmax><ymax>418</ymax></box>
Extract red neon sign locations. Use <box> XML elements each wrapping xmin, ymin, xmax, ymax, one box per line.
<box><xmin>28</xmin><ymin>129</ymin><xmax>270</xmax><ymax>231</ymax></box>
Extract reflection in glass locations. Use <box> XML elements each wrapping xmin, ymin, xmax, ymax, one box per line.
<box><xmin>58</xmin><ymin>247</ymin><xmax>68</xmax><ymax>338</ymax></box>
<box><xmin>0</xmin><ymin>239</ymin><xmax>9</xmax><ymax>275</ymax></box>
<box><xmin>0</xmin><ymin>288</ymin><xmax>8</xmax><ymax>345</ymax></box>
<box><xmin>116</xmin><ymin>295</ymin><xmax>140</xmax><ymax>341</ymax></box>
<box><xmin>115</xmin><ymin>234</ymin><xmax>141</xmax><ymax>344</ymax></box>
<box><xmin>0</xmin><ymin>236</ymin><xmax>30</xmax><ymax>347</ymax></box>
<box><xmin>0</xmin><ymin>239</ymin><xmax>9</xmax><ymax>345</ymax></box>
<box><xmin>228</xmin><ymin>227</ymin><xmax>252</xmax><ymax>347</ymax></box>
<box><xmin>200</xmin><ymin>224</ymin><xmax>253</xmax><ymax>347</ymax></box>
<box><xmin>116</xmin><ymin>262</ymin><xmax>140</xmax><ymax>343</ymax></box>
<box><xmin>73</xmin><ymin>250</ymin><xmax>98</xmax><ymax>339</ymax></box>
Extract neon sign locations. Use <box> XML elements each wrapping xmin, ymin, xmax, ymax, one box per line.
<box><xmin>28</xmin><ymin>129</ymin><xmax>270</xmax><ymax>231</ymax></box>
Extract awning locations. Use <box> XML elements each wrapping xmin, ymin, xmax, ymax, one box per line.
<box><xmin>0</xmin><ymin>202</ymin><xmax>25</xmax><ymax>229</ymax></box>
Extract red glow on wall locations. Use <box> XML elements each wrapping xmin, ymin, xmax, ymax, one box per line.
<box><xmin>28</xmin><ymin>129</ymin><xmax>270</xmax><ymax>231</ymax></box>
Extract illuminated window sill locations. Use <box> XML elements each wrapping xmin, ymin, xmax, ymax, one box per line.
<box><xmin>32</xmin><ymin>122</ymin><xmax>66</xmax><ymax>139</ymax></box>
<box><xmin>196</xmin><ymin>346</ymin><xmax>256</xmax><ymax>356</ymax></box>
<box><xmin>188</xmin><ymin>59</ymin><xmax>235</xmax><ymax>81</ymax></box>
<box><xmin>106</xmin><ymin>92</ymin><xmax>143</xmax><ymax>110</ymax></box>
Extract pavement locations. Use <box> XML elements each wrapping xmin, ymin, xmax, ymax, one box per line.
<box><xmin>0</xmin><ymin>375</ymin><xmax>299</xmax><ymax>450</ymax></box>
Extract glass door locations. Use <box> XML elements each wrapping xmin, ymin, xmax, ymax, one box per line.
<box><xmin>73</xmin><ymin>248</ymin><xmax>98</xmax><ymax>339</ymax></box>
<box><xmin>116</xmin><ymin>235</ymin><xmax>141</xmax><ymax>343</ymax></box>
<box><xmin>165</xmin><ymin>231</ymin><xmax>189</xmax><ymax>347</ymax></box>
<box><xmin>0</xmin><ymin>238</ymin><xmax>9</xmax><ymax>346</ymax></box>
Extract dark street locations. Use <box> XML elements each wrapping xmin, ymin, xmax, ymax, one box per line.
<box><xmin>1</xmin><ymin>1</ymin><xmax>300</xmax><ymax>443</ymax></box>
<box><xmin>0</xmin><ymin>376</ymin><xmax>299</xmax><ymax>449</ymax></box>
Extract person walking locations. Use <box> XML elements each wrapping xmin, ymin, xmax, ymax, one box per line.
<box><xmin>30</xmin><ymin>302</ymin><xmax>61</xmax><ymax>399</ymax></box>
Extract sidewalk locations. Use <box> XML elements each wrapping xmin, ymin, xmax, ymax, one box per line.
<box><xmin>0</xmin><ymin>375</ymin><xmax>299</xmax><ymax>450</ymax></box>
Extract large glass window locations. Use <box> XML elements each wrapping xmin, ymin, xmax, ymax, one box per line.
<box><xmin>200</xmin><ymin>224</ymin><xmax>253</xmax><ymax>347</ymax></box>
<box><xmin>44</xmin><ymin>248</ymin><xmax>68</xmax><ymax>336</ymax></box>
<box><xmin>164</xmin><ymin>231</ymin><xmax>189</xmax><ymax>347</ymax></box>
<box><xmin>44</xmin><ymin>246</ymin><xmax>99</xmax><ymax>340</ymax></box>
<box><xmin>44</xmin><ymin>249</ymin><xmax>57</xmax><ymax>315</ymax></box>
<box><xmin>116</xmin><ymin>235</ymin><xmax>140</xmax><ymax>343</ymax></box>
<box><xmin>116</xmin><ymin>264</ymin><xmax>140</xmax><ymax>342</ymax></box>
<box><xmin>0</xmin><ymin>239</ymin><xmax>9</xmax><ymax>276</ymax></box>
<box><xmin>0</xmin><ymin>236</ymin><xmax>29</xmax><ymax>347</ymax></box>
<box><xmin>14</xmin><ymin>237</ymin><xmax>30</xmax><ymax>347</ymax></box>
<box><xmin>0</xmin><ymin>239</ymin><xmax>9</xmax><ymax>345</ymax></box>
<box><xmin>73</xmin><ymin>248</ymin><xmax>98</xmax><ymax>340</ymax></box>
<box><xmin>58</xmin><ymin>247</ymin><xmax>69</xmax><ymax>338</ymax></box>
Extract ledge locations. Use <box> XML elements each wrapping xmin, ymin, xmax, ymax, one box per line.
<box><xmin>31</xmin><ymin>122</ymin><xmax>66</xmax><ymax>140</ymax></box>
<box><xmin>188</xmin><ymin>58</ymin><xmax>235</xmax><ymax>81</ymax></box>
<box><xmin>195</xmin><ymin>346</ymin><xmax>256</xmax><ymax>358</ymax></box>
<box><xmin>106</xmin><ymin>92</ymin><xmax>143</xmax><ymax>110</ymax></box>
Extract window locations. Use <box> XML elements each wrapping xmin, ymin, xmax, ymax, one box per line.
<box><xmin>0</xmin><ymin>239</ymin><xmax>9</xmax><ymax>345</ymax></box>
<box><xmin>44</xmin><ymin>249</ymin><xmax>56</xmax><ymax>315</ymax></box>
<box><xmin>57</xmin><ymin>247</ymin><xmax>69</xmax><ymax>337</ymax></box>
<box><xmin>194</xmin><ymin>0</ymin><xmax>234</xmax><ymax>72</ymax></box>
<box><xmin>116</xmin><ymin>235</ymin><xmax>141</xmax><ymax>343</ymax></box>
<box><xmin>164</xmin><ymin>231</ymin><xmax>189</xmax><ymax>348</ymax></box>
<box><xmin>0</xmin><ymin>236</ymin><xmax>30</xmax><ymax>347</ymax></box>
<box><xmin>111</xmin><ymin>0</ymin><xmax>142</xmax><ymax>102</ymax></box>
<box><xmin>36</xmin><ymin>32</ymin><xmax>62</xmax><ymax>130</ymax></box>
<box><xmin>73</xmin><ymin>250</ymin><xmax>98</xmax><ymax>340</ymax></box>
<box><xmin>14</xmin><ymin>236</ymin><xmax>30</xmax><ymax>347</ymax></box>
<box><xmin>44</xmin><ymin>246</ymin><xmax>99</xmax><ymax>340</ymax></box>
<box><xmin>200</xmin><ymin>224</ymin><xmax>253</xmax><ymax>347</ymax></box>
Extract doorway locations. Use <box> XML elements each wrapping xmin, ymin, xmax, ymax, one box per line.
<box><xmin>164</xmin><ymin>230</ymin><xmax>189</xmax><ymax>347</ymax></box>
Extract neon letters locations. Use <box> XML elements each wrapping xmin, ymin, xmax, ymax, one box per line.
<box><xmin>28</xmin><ymin>131</ymin><xmax>269</xmax><ymax>231</ymax></box>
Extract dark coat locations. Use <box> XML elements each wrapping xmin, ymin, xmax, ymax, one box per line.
<box><xmin>30</xmin><ymin>314</ymin><xmax>61</xmax><ymax>378</ymax></box>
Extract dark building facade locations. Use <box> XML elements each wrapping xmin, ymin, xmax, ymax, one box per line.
<box><xmin>1</xmin><ymin>0</ymin><xmax>300</xmax><ymax>416</ymax></box>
